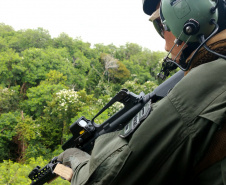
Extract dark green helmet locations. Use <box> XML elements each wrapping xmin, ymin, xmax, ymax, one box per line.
<box><xmin>160</xmin><ymin>0</ymin><xmax>218</xmax><ymax>43</ymax></box>
<box><xmin>143</xmin><ymin>0</ymin><xmax>226</xmax><ymax>77</ymax></box>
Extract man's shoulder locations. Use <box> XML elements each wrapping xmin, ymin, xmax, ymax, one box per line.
<box><xmin>170</xmin><ymin>58</ymin><xmax>226</xmax><ymax>98</ymax></box>
<box><xmin>167</xmin><ymin>59</ymin><xmax>226</xmax><ymax>124</ymax></box>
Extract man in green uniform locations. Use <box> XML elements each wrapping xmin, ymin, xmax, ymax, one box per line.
<box><xmin>58</xmin><ymin>0</ymin><xmax>226</xmax><ymax>184</ymax></box>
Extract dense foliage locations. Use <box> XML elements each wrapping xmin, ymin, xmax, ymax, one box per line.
<box><xmin>0</xmin><ymin>23</ymin><xmax>171</xmax><ymax>184</ymax></box>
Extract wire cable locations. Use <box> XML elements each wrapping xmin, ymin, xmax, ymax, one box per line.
<box><xmin>166</xmin><ymin>19</ymin><xmax>220</xmax><ymax>71</ymax></box>
<box><xmin>211</xmin><ymin>0</ymin><xmax>219</xmax><ymax>14</ymax></box>
<box><xmin>200</xmin><ymin>35</ymin><xmax>226</xmax><ymax>59</ymax></box>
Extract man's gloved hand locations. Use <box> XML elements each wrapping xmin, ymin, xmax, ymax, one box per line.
<box><xmin>57</xmin><ymin>148</ymin><xmax>90</xmax><ymax>170</ymax></box>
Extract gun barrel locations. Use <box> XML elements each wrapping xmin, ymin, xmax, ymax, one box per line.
<box><xmin>29</xmin><ymin>157</ymin><xmax>60</xmax><ymax>185</ymax></box>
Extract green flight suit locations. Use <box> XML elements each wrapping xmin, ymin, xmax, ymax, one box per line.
<box><xmin>70</xmin><ymin>58</ymin><xmax>226</xmax><ymax>185</ymax></box>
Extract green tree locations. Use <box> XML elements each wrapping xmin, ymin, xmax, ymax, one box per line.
<box><xmin>21</xmin><ymin>83</ymin><xmax>66</xmax><ymax>118</ymax></box>
<box><xmin>94</xmin><ymin>43</ymin><xmax>117</xmax><ymax>56</ymax></box>
<box><xmin>43</xmin><ymin>70</ymin><xmax>67</xmax><ymax>85</ymax></box>
<box><xmin>122</xmin><ymin>59</ymin><xmax>154</xmax><ymax>83</ymax></box>
<box><xmin>0</xmin><ymin>23</ymin><xmax>15</xmax><ymax>52</ymax></box>
<box><xmin>53</xmin><ymin>34</ymin><xmax>94</xmax><ymax>59</ymax></box>
<box><xmin>0</xmin><ymin>23</ymin><xmax>15</xmax><ymax>37</ymax></box>
<box><xmin>53</xmin><ymin>32</ymin><xmax>74</xmax><ymax>56</ymax></box>
<box><xmin>73</xmin><ymin>37</ymin><xmax>92</xmax><ymax>59</ymax></box>
<box><xmin>72</xmin><ymin>50</ymin><xmax>91</xmax><ymax>74</ymax></box>
<box><xmin>9</xmin><ymin>27</ymin><xmax>52</xmax><ymax>52</ymax></box>
<box><xmin>0</xmin><ymin>47</ymin><xmax>76</xmax><ymax>94</ymax></box>
<box><xmin>0</xmin><ymin>49</ymin><xmax>21</xmax><ymax>88</ymax></box>
<box><xmin>0</xmin><ymin>111</ymin><xmax>36</xmax><ymax>162</ymax></box>
<box><xmin>0</xmin><ymin>112</ymin><xmax>19</xmax><ymax>161</ymax></box>
<box><xmin>122</xmin><ymin>80</ymin><xmax>158</xmax><ymax>95</ymax></box>
<box><xmin>115</xmin><ymin>43</ymin><xmax>142</xmax><ymax>60</ymax></box>
<box><xmin>85</xmin><ymin>59</ymin><xmax>103</xmax><ymax>94</ymax></box>
<box><xmin>0</xmin><ymin>37</ymin><xmax>9</xmax><ymax>52</ymax></box>
<box><xmin>0</xmin><ymin>86</ymin><xmax>20</xmax><ymax>114</ymax></box>
<box><xmin>99</xmin><ymin>53</ymin><xmax>130</xmax><ymax>84</ymax></box>
<box><xmin>17</xmin><ymin>47</ymin><xmax>84</xmax><ymax>93</ymax></box>
<box><xmin>108</xmin><ymin>61</ymin><xmax>130</xmax><ymax>83</ymax></box>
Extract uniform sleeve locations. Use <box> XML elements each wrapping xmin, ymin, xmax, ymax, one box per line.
<box><xmin>70</xmin><ymin>131</ymin><xmax>131</xmax><ymax>185</ymax></box>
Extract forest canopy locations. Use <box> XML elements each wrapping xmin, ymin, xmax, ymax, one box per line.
<box><xmin>0</xmin><ymin>23</ymin><xmax>172</xmax><ymax>184</ymax></box>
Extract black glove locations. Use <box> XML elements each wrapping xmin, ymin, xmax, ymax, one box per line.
<box><xmin>57</xmin><ymin>148</ymin><xmax>90</xmax><ymax>170</ymax></box>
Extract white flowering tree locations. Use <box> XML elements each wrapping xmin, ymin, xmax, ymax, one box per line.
<box><xmin>55</xmin><ymin>89</ymin><xmax>82</xmax><ymax>112</ymax></box>
<box><xmin>122</xmin><ymin>80</ymin><xmax>158</xmax><ymax>95</ymax></box>
<box><xmin>41</xmin><ymin>89</ymin><xmax>124</xmax><ymax>148</ymax></box>
<box><xmin>42</xmin><ymin>89</ymin><xmax>95</xmax><ymax>146</ymax></box>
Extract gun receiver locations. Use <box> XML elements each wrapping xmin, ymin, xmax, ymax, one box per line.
<box><xmin>62</xmin><ymin>70</ymin><xmax>184</xmax><ymax>153</ymax></box>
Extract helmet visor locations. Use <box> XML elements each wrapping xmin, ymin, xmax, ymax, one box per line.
<box><xmin>149</xmin><ymin>8</ymin><xmax>164</xmax><ymax>38</ymax></box>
